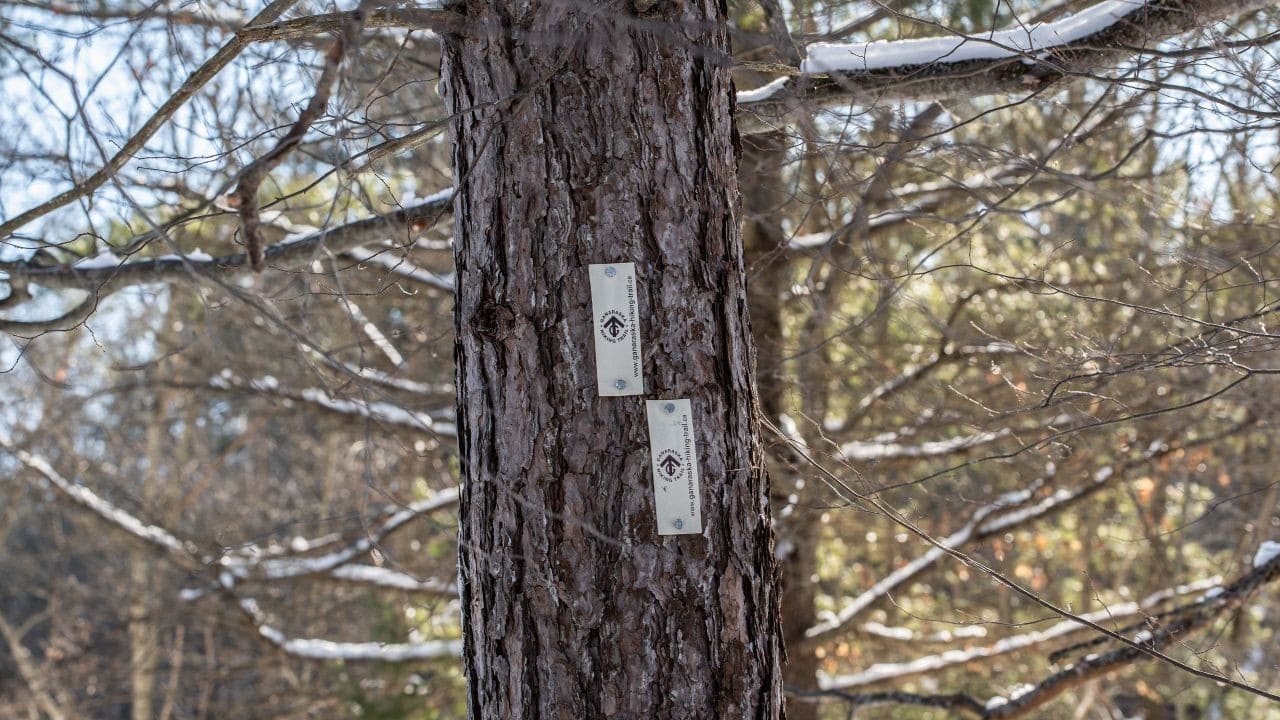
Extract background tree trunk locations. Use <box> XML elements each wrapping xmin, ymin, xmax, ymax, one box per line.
<box><xmin>740</xmin><ymin>131</ymin><xmax>824</xmax><ymax>720</ymax></box>
<box><xmin>441</xmin><ymin>2</ymin><xmax>785</xmax><ymax>718</ymax></box>
<box><xmin>129</xmin><ymin>390</ymin><xmax>169</xmax><ymax>720</ymax></box>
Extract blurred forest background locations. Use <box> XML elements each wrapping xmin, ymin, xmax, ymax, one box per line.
<box><xmin>2</xmin><ymin>0</ymin><xmax>1280</xmax><ymax>718</ymax></box>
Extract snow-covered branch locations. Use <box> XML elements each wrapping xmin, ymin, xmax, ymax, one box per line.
<box><xmin>5</xmin><ymin>439</ymin><xmax>461</xmax><ymax>619</ymax></box>
<box><xmin>342</xmin><ymin>244</ymin><xmax>456</xmax><ymax>292</ymax></box>
<box><xmin>839</xmin><ymin>427</ymin><xmax>1010</xmax><ymax>461</ymax></box>
<box><xmin>329</xmin><ymin>565</ymin><xmax>458</xmax><ymax>596</ymax></box>
<box><xmin>337</xmin><ymin>297</ymin><xmax>405</xmax><ymax>366</ymax></box>
<box><xmin>301</xmin><ymin>346</ymin><xmax>454</xmax><ymax>396</ymax></box>
<box><xmin>297</xmin><ymin>388</ymin><xmax>456</xmax><ymax>437</ymax></box>
<box><xmin>805</xmin><ymin>468</ymin><xmax>1055</xmax><ymax>644</ymax></box>
<box><xmin>0</xmin><ymin>193</ymin><xmax>453</xmax><ymax>336</ymax></box>
<box><xmin>809</xmin><ymin>547</ymin><xmax>1280</xmax><ymax>716</ymax></box>
<box><xmin>807</xmin><ymin>435</ymin><xmax>1194</xmax><ymax>644</ymax></box>
<box><xmin>203</xmin><ymin>373</ymin><xmax>457</xmax><ymax>437</ymax></box>
<box><xmin>238</xmin><ymin>597</ymin><xmax>462</xmax><ymax>663</ymax></box>
<box><xmin>976</xmin><ymin>544</ymin><xmax>1280</xmax><ymax>716</ymax></box>
<box><xmin>4</xmin><ymin>442</ymin><xmax>198</xmax><ymax>561</ymax></box>
<box><xmin>739</xmin><ymin>0</ymin><xmax>1280</xmax><ymax>110</ymax></box>
<box><xmin>260</xmin><ymin>630</ymin><xmax>463</xmax><ymax>662</ymax></box>
<box><xmin>845</xmin><ymin>343</ymin><xmax>1019</xmax><ymax>422</ymax></box>
<box><xmin>804</xmin><ymin>1</ymin><xmax>1154</xmax><ymax>73</ymax></box>
<box><xmin>819</xmin><ymin>577</ymin><xmax>1220</xmax><ymax>690</ymax></box>
<box><xmin>219</xmin><ymin>487</ymin><xmax>461</xmax><ymax>583</ymax></box>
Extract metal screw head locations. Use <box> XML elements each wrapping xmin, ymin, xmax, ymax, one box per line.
<box><xmin>663</xmin><ymin>402</ymin><xmax>676</xmax><ymax>414</ymax></box>
<box><xmin>673</xmin><ymin>519</ymin><xmax>684</xmax><ymax>530</ymax></box>
<box><xmin>614</xmin><ymin>378</ymin><xmax>627</xmax><ymax>390</ymax></box>
<box><xmin>604</xmin><ymin>266</ymin><xmax>617</xmax><ymax>278</ymax></box>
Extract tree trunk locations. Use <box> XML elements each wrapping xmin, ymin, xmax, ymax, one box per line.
<box><xmin>441</xmin><ymin>3</ymin><xmax>785</xmax><ymax>718</ymax></box>
<box><xmin>741</xmin><ymin>132</ymin><xmax>823</xmax><ymax>720</ymax></box>
<box><xmin>130</xmin><ymin>390</ymin><xmax>168</xmax><ymax>720</ymax></box>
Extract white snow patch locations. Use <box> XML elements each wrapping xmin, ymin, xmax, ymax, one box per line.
<box><xmin>863</xmin><ymin>622</ymin><xmax>915</xmax><ymax>641</ymax></box>
<box><xmin>73</xmin><ymin>250</ymin><xmax>122</xmax><ymax>269</ymax></box>
<box><xmin>736</xmin><ymin>76</ymin><xmax>790</xmax><ymax>104</ymax></box>
<box><xmin>803</xmin><ymin>0</ymin><xmax>1145</xmax><ymax>73</ymax></box>
<box><xmin>414</xmin><ymin>187</ymin><xmax>454</xmax><ymax>206</ymax></box>
<box><xmin>297</xmin><ymin>388</ymin><xmax>453</xmax><ymax>436</ymax></box>
<box><xmin>272</xmin><ymin>635</ymin><xmax>463</xmax><ymax>662</ymax></box>
<box><xmin>774</xmin><ymin>538</ymin><xmax>796</xmax><ymax>560</ymax></box>
<box><xmin>1009</xmin><ymin>683</ymin><xmax>1035</xmax><ymax>701</ymax></box>
<box><xmin>330</xmin><ymin>565</ymin><xmax>458</xmax><ymax>595</ymax></box>
<box><xmin>1254</xmin><ymin>541</ymin><xmax>1280</xmax><ymax>569</ymax></box>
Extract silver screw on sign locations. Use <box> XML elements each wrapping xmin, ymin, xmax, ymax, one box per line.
<box><xmin>604</xmin><ymin>266</ymin><xmax>617</xmax><ymax>278</ymax></box>
<box><xmin>673</xmin><ymin>519</ymin><xmax>684</xmax><ymax>530</ymax></box>
<box><xmin>614</xmin><ymin>379</ymin><xmax>627</xmax><ymax>390</ymax></box>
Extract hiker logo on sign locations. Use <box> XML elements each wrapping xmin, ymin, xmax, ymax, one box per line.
<box><xmin>656</xmin><ymin>450</ymin><xmax>682</xmax><ymax>481</ymax></box>
<box><xmin>599</xmin><ymin>310</ymin><xmax>628</xmax><ymax>343</ymax></box>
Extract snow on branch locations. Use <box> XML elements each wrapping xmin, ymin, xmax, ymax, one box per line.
<box><xmin>239</xmin><ymin>598</ymin><xmax>462</xmax><ymax>662</ymax></box>
<box><xmin>1255</xmin><ymin>540</ymin><xmax>1280</xmax><ymax>569</ymax></box>
<box><xmin>805</xmin><ymin>469</ymin><xmax>1055</xmax><ymax>644</ymax></box>
<box><xmin>338</xmin><ymin>297</ymin><xmax>404</xmax><ymax>366</ymax></box>
<box><xmin>297</xmin><ymin>388</ymin><xmax>456</xmax><ymax>437</ymax></box>
<box><xmin>976</xmin><ymin>547</ymin><xmax>1280</xmax><ymax>716</ymax></box>
<box><xmin>810</xmin><ymin>548</ymin><xmax>1280</xmax><ymax>716</ymax></box>
<box><xmin>0</xmin><ymin>193</ymin><xmax>454</xmax><ymax>336</ymax></box>
<box><xmin>342</xmin><ymin>244</ymin><xmax>456</xmax><ymax>292</ymax></box>
<box><xmin>819</xmin><ymin>577</ymin><xmax>1220</xmax><ymax>690</ymax></box>
<box><xmin>220</xmin><ymin>487</ymin><xmax>461</xmax><ymax>582</ymax></box>
<box><xmin>300</xmin><ymin>346</ymin><xmax>453</xmax><ymax>397</ymax></box>
<box><xmin>329</xmin><ymin>565</ymin><xmax>458</xmax><ymax>596</ymax></box>
<box><xmin>261</xmin><ymin>631</ymin><xmax>463</xmax><ymax>662</ymax></box>
<box><xmin>807</xmin><ymin>435</ymin><xmax>1193</xmax><ymax>644</ymax></box>
<box><xmin>739</xmin><ymin>0</ymin><xmax>1280</xmax><ymax>110</ymax></box>
<box><xmin>860</xmin><ymin>621</ymin><xmax>990</xmax><ymax>644</ymax></box>
<box><xmin>5</xmin><ymin>436</ymin><xmax>459</xmax><ymax>606</ymax></box>
<box><xmin>735</xmin><ymin>77</ymin><xmax>791</xmax><ymax>104</ymax></box>
<box><xmin>4</xmin><ymin>442</ymin><xmax>198</xmax><ymax>560</ymax></box>
<box><xmin>839</xmin><ymin>427</ymin><xmax>1010</xmax><ymax>461</ymax></box>
<box><xmin>204</xmin><ymin>373</ymin><xmax>457</xmax><ymax>437</ymax></box>
<box><xmin>802</xmin><ymin>1</ymin><xmax>1149</xmax><ymax>73</ymax></box>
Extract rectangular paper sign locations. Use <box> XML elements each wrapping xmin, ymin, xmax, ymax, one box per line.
<box><xmin>588</xmin><ymin>263</ymin><xmax>644</xmax><ymax>396</ymax></box>
<box><xmin>645</xmin><ymin>399</ymin><xmax>703</xmax><ymax>535</ymax></box>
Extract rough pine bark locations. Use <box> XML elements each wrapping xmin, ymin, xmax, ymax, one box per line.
<box><xmin>440</xmin><ymin>1</ymin><xmax>785</xmax><ymax>718</ymax></box>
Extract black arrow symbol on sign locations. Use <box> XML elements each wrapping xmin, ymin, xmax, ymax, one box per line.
<box><xmin>659</xmin><ymin>454</ymin><xmax>681</xmax><ymax>476</ymax></box>
<box><xmin>602</xmin><ymin>314</ymin><xmax>626</xmax><ymax>338</ymax></box>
